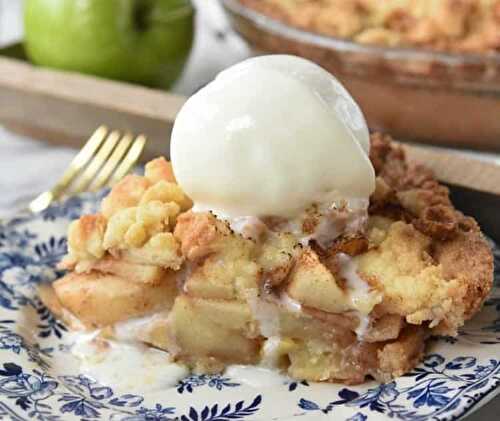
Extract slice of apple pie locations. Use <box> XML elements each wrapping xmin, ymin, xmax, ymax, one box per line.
<box><xmin>40</xmin><ymin>55</ymin><xmax>493</xmax><ymax>385</ymax></box>
<box><xmin>40</xmin><ymin>133</ymin><xmax>493</xmax><ymax>385</ymax></box>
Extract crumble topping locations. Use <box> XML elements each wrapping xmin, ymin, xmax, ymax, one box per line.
<box><xmin>61</xmin><ymin>158</ymin><xmax>189</xmax><ymax>272</ymax></box>
<box><xmin>240</xmin><ymin>0</ymin><xmax>500</xmax><ymax>53</ymax></box>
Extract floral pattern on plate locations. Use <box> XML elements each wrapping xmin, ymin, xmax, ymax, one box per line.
<box><xmin>0</xmin><ymin>191</ymin><xmax>499</xmax><ymax>421</ymax></box>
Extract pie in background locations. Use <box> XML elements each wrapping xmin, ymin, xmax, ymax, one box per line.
<box><xmin>239</xmin><ymin>0</ymin><xmax>500</xmax><ymax>53</ymax></box>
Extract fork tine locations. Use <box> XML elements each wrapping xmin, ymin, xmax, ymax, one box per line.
<box><xmin>71</xmin><ymin>130</ymin><xmax>121</xmax><ymax>194</ymax></box>
<box><xmin>108</xmin><ymin>134</ymin><xmax>147</xmax><ymax>187</ymax></box>
<box><xmin>88</xmin><ymin>133</ymin><xmax>134</xmax><ymax>191</ymax></box>
<box><xmin>49</xmin><ymin>125</ymin><xmax>109</xmax><ymax>194</ymax></box>
<box><xmin>28</xmin><ymin>125</ymin><xmax>108</xmax><ymax>213</ymax></box>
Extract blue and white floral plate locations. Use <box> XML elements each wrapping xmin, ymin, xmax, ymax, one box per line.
<box><xmin>0</xmin><ymin>192</ymin><xmax>499</xmax><ymax>421</ymax></box>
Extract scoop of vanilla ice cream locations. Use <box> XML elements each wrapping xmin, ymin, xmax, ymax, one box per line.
<box><xmin>171</xmin><ymin>55</ymin><xmax>375</xmax><ymax>218</ymax></box>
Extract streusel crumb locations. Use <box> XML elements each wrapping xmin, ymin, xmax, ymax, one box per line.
<box><xmin>241</xmin><ymin>0</ymin><xmax>500</xmax><ymax>53</ymax></box>
<box><xmin>62</xmin><ymin>157</ymin><xmax>189</xmax><ymax>271</ymax></box>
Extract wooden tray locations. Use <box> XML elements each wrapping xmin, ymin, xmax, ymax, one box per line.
<box><xmin>0</xmin><ymin>46</ymin><xmax>185</xmax><ymax>162</ymax></box>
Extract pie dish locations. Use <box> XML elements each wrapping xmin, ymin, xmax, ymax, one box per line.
<box><xmin>221</xmin><ymin>0</ymin><xmax>500</xmax><ymax>149</ymax></box>
<box><xmin>238</xmin><ymin>0</ymin><xmax>500</xmax><ymax>53</ymax></box>
<box><xmin>38</xmin><ymin>133</ymin><xmax>493</xmax><ymax>385</ymax></box>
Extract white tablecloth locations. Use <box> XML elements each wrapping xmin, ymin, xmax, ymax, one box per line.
<box><xmin>0</xmin><ymin>1</ymin><xmax>499</xmax><ymax>418</ymax></box>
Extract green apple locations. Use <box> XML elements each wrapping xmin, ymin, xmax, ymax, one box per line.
<box><xmin>24</xmin><ymin>0</ymin><xmax>194</xmax><ymax>89</ymax></box>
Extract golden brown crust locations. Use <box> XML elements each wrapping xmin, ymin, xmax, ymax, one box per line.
<box><xmin>66</xmin><ymin>214</ymin><xmax>107</xmax><ymax>263</ymax></box>
<box><xmin>368</xmin><ymin>133</ymin><xmax>493</xmax><ymax>332</ymax></box>
<box><xmin>370</xmin><ymin>132</ymin><xmax>470</xmax><ymax>241</ymax></box>
<box><xmin>240</xmin><ymin>0</ymin><xmax>500</xmax><ymax>53</ymax></box>
<box><xmin>433</xmin><ymin>230</ymin><xmax>494</xmax><ymax>320</ymax></box>
<box><xmin>174</xmin><ymin>211</ymin><xmax>233</xmax><ymax>261</ymax></box>
<box><xmin>377</xmin><ymin>326</ymin><xmax>428</xmax><ymax>380</ymax></box>
<box><xmin>101</xmin><ymin>175</ymin><xmax>150</xmax><ymax>219</ymax></box>
<box><xmin>145</xmin><ymin>157</ymin><xmax>177</xmax><ymax>184</ymax></box>
<box><xmin>62</xmin><ymin>158</ymin><xmax>190</xmax><ymax>271</ymax></box>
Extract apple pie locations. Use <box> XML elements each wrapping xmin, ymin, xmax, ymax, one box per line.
<box><xmin>239</xmin><ymin>0</ymin><xmax>500</xmax><ymax>53</ymax></box>
<box><xmin>40</xmin><ymin>133</ymin><xmax>493</xmax><ymax>385</ymax></box>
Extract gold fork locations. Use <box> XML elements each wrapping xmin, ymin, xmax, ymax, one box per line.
<box><xmin>29</xmin><ymin>126</ymin><xmax>147</xmax><ymax>213</ymax></box>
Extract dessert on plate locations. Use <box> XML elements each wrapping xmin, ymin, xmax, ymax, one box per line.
<box><xmin>39</xmin><ymin>55</ymin><xmax>493</xmax><ymax>385</ymax></box>
<box><xmin>239</xmin><ymin>0</ymin><xmax>500</xmax><ymax>53</ymax></box>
